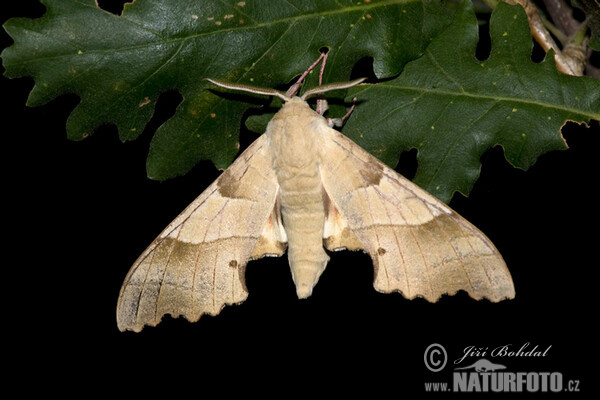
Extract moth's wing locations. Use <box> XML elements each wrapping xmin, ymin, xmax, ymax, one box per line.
<box><xmin>320</xmin><ymin>128</ymin><xmax>515</xmax><ymax>302</ymax></box>
<box><xmin>117</xmin><ymin>134</ymin><xmax>286</xmax><ymax>332</ymax></box>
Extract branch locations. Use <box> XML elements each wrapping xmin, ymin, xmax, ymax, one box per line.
<box><xmin>504</xmin><ymin>0</ymin><xmax>585</xmax><ymax>75</ymax></box>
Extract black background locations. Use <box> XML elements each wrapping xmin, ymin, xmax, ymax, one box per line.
<box><xmin>2</xmin><ymin>1</ymin><xmax>597</xmax><ymax>396</ymax></box>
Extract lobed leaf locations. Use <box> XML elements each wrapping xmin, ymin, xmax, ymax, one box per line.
<box><xmin>2</xmin><ymin>0</ymin><xmax>458</xmax><ymax>179</ymax></box>
<box><xmin>2</xmin><ymin>0</ymin><xmax>598</xmax><ymax>202</ymax></box>
<box><xmin>344</xmin><ymin>1</ymin><xmax>600</xmax><ymax>203</ymax></box>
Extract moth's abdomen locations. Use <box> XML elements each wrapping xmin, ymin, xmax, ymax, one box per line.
<box><xmin>279</xmin><ymin>171</ymin><xmax>329</xmax><ymax>298</ymax></box>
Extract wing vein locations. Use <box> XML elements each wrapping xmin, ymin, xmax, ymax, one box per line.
<box><xmin>373</xmin><ymin>186</ymin><xmax>409</xmax><ymax>295</ymax></box>
<box><xmin>379</xmin><ymin>185</ymin><xmax>435</xmax><ymax>298</ymax></box>
<box><xmin>456</xmin><ymin>220</ymin><xmax>495</xmax><ymax>288</ymax></box>
<box><xmin>212</xmin><ymin>206</ymin><xmax>226</xmax><ymax>311</ymax></box>
<box><xmin>154</xmin><ymin>225</ymin><xmax>183</xmax><ymax>322</ymax></box>
<box><xmin>134</xmin><ymin>237</ymin><xmax>161</xmax><ymax>326</ymax></box>
<box><xmin>364</xmin><ymin>189</ymin><xmax>391</xmax><ymax>289</ymax></box>
<box><xmin>434</xmin><ymin>216</ymin><xmax>476</xmax><ymax>293</ymax></box>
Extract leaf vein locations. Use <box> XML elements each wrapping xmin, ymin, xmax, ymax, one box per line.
<box><xmin>425</xmin><ymin>100</ymin><xmax>499</xmax><ymax>188</ymax></box>
<box><xmin>387</xmin><ymin>85</ymin><xmax>600</xmax><ymax>119</ymax></box>
<box><xmin>4</xmin><ymin>0</ymin><xmax>414</xmax><ymax>66</ymax></box>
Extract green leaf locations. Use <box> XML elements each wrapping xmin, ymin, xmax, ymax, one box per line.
<box><xmin>2</xmin><ymin>0</ymin><xmax>459</xmax><ymax>180</ymax></box>
<box><xmin>344</xmin><ymin>1</ymin><xmax>600</xmax><ymax>203</ymax></box>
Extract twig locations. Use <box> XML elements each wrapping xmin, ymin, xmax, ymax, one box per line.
<box><xmin>504</xmin><ymin>0</ymin><xmax>585</xmax><ymax>75</ymax></box>
<box><xmin>542</xmin><ymin>0</ymin><xmax>578</xmax><ymax>36</ymax></box>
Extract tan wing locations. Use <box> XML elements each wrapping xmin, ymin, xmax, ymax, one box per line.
<box><xmin>320</xmin><ymin>128</ymin><xmax>515</xmax><ymax>302</ymax></box>
<box><xmin>117</xmin><ymin>134</ymin><xmax>286</xmax><ymax>332</ymax></box>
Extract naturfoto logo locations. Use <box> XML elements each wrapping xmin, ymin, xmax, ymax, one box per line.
<box><xmin>423</xmin><ymin>343</ymin><xmax>580</xmax><ymax>393</ymax></box>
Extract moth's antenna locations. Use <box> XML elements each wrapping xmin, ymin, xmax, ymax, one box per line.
<box><xmin>301</xmin><ymin>78</ymin><xmax>367</xmax><ymax>100</ymax></box>
<box><xmin>205</xmin><ymin>78</ymin><xmax>291</xmax><ymax>102</ymax></box>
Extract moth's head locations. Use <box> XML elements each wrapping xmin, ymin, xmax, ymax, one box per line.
<box><xmin>204</xmin><ymin>77</ymin><xmax>366</xmax><ymax>103</ymax></box>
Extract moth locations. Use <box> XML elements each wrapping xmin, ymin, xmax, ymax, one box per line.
<box><xmin>117</xmin><ymin>55</ymin><xmax>515</xmax><ymax>332</ymax></box>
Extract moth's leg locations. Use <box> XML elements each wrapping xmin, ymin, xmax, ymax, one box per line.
<box><xmin>286</xmin><ymin>52</ymin><xmax>328</xmax><ymax>98</ymax></box>
<box><xmin>327</xmin><ymin>97</ymin><xmax>357</xmax><ymax>128</ymax></box>
<box><xmin>316</xmin><ymin>98</ymin><xmax>328</xmax><ymax>116</ymax></box>
<box><xmin>318</xmin><ymin>52</ymin><xmax>327</xmax><ymax>86</ymax></box>
<box><xmin>315</xmin><ymin>52</ymin><xmax>329</xmax><ymax>116</ymax></box>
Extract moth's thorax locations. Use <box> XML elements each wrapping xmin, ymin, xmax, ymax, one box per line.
<box><xmin>266</xmin><ymin>97</ymin><xmax>328</xmax><ymax>171</ymax></box>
